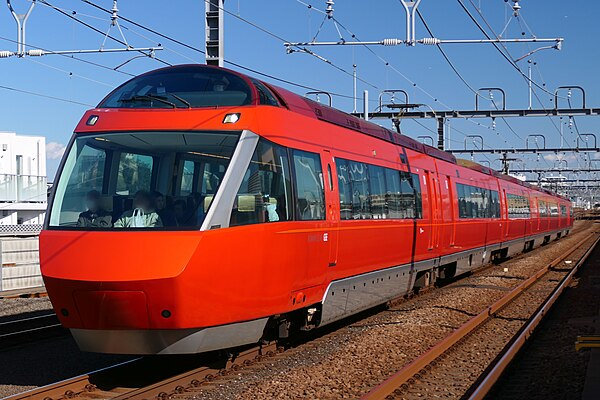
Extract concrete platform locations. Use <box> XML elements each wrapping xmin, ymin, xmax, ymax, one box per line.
<box><xmin>582</xmin><ymin>306</ymin><xmax>600</xmax><ymax>400</ymax></box>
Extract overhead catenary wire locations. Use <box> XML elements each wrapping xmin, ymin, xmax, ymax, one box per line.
<box><xmin>81</xmin><ymin>0</ymin><xmax>369</xmax><ymax>101</ymax></box>
<box><xmin>25</xmin><ymin>58</ymin><xmax>115</xmax><ymax>87</ymax></box>
<box><xmin>308</xmin><ymin>2</ymin><xmax>517</xmax><ymax>145</ymax></box>
<box><xmin>0</xmin><ymin>84</ymin><xmax>94</xmax><ymax>107</ymax></box>
<box><xmin>0</xmin><ymin>35</ymin><xmax>135</xmax><ymax>77</ymax></box>
<box><xmin>415</xmin><ymin>9</ymin><xmax>491</xmax><ymax>102</ymax></box>
<box><xmin>38</xmin><ymin>0</ymin><xmax>171</xmax><ymax>66</ymax></box>
<box><xmin>413</xmin><ymin>8</ymin><xmax>533</xmax><ymax>154</ymax></box>
<box><xmin>491</xmin><ymin>4</ymin><xmax>580</xmax><ymax>173</ymax></box>
<box><xmin>457</xmin><ymin>0</ymin><xmax>565</xmax><ymax>101</ymax></box>
<box><xmin>457</xmin><ymin>0</ymin><xmax>574</xmax><ymax>172</ymax></box>
<box><xmin>196</xmin><ymin>0</ymin><xmax>380</xmax><ymax>90</ymax></box>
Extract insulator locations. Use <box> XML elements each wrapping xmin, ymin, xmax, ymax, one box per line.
<box><xmin>420</xmin><ymin>37</ymin><xmax>441</xmax><ymax>45</ymax></box>
<box><xmin>27</xmin><ymin>49</ymin><xmax>44</xmax><ymax>57</ymax></box>
<box><xmin>0</xmin><ymin>51</ymin><xmax>14</xmax><ymax>58</ymax></box>
<box><xmin>382</xmin><ymin>38</ymin><xmax>401</xmax><ymax>46</ymax></box>
<box><xmin>326</xmin><ymin>0</ymin><xmax>334</xmax><ymax>18</ymax></box>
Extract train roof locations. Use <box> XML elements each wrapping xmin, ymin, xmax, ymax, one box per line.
<box><xmin>267</xmin><ymin>83</ymin><xmax>457</xmax><ymax>165</ymax></box>
<box><xmin>95</xmin><ymin>64</ymin><xmax>566</xmax><ymax>201</ymax></box>
<box><xmin>266</xmin><ymin>80</ymin><xmax>566</xmax><ymax>200</ymax></box>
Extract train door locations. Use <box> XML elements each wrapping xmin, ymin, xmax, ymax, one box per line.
<box><xmin>426</xmin><ymin>170</ymin><xmax>442</xmax><ymax>251</ymax></box>
<box><xmin>502</xmin><ymin>188</ymin><xmax>509</xmax><ymax>239</ymax></box>
<box><xmin>445</xmin><ymin>175</ymin><xmax>456</xmax><ymax>247</ymax></box>
<box><xmin>323</xmin><ymin>150</ymin><xmax>339</xmax><ymax>267</ymax></box>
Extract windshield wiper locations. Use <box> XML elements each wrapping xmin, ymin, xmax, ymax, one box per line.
<box><xmin>166</xmin><ymin>93</ymin><xmax>192</xmax><ymax>108</ymax></box>
<box><xmin>119</xmin><ymin>94</ymin><xmax>176</xmax><ymax>108</ymax></box>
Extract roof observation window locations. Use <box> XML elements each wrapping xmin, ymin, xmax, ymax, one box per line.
<box><xmin>99</xmin><ymin>66</ymin><xmax>254</xmax><ymax>109</ymax></box>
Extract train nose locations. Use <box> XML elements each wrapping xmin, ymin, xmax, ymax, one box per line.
<box><xmin>73</xmin><ymin>290</ymin><xmax>150</xmax><ymax>329</ymax></box>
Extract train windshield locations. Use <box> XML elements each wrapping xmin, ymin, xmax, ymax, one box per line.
<box><xmin>98</xmin><ymin>66</ymin><xmax>253</xmax><ymax>109</ymax></box>
<box><xmin>48</xmin><ymin>131</ymin><xmax>239</xmax><ymax>230</ymax></box>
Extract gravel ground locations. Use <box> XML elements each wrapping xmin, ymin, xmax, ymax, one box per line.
<box><xmin>486</xmin><ymin>228</ymin><xmax>600</xmax><ymax>400</ymax></box>
<box><xmin>190</xmin><ymin>221</ymin><xmax>594</xmax><ymax>400</ymax></box>
<box><xmin>0</xmin><ymin>297</ymin><xmax>52</xmax><ymax>319</ymax></box>
<box><xmin>399</xmin><ymin>264</ymin><xmax>587</xmax><ymax>399</ymax></box>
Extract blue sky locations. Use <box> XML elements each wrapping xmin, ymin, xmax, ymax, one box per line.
<box><xmin>1</xmin><ymin>0</ymin><xmax>598</xmax><ymax>180</ymax></box>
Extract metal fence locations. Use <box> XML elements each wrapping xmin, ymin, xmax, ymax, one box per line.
<box><xmin>0</xmin><ymin>224</ymin><xmax>43</xmax><ymax>236</ymax></box>
<box><xmin>0</xmin><ymin>236</ymin><xmax>42</xmax><ymax>292</ymax></box>
<box><xmin>0</xmin><ymin>174</ymin><xmax>47</xmax><ymax>202</ymax></box>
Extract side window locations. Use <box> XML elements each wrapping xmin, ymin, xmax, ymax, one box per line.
<box><xmin>230</xmin><ymin>139</ymin><xmax>293</xmax><ymax>226</ymax></box>
<box><xmin>507</xmin><ymin>193</ymin><xmax>531</xmax><ymax>218</ymax></box>
<box><xmin>335</xmin><ymin>158</ymin><xmax>421</xmax><ymax>220</ymax></box>
<box><xmin>560</xmin><ymin>204</ymin><xmax>567</xmax><ymax>217</ymax></box>
<box><xmin>180</xmin><ymin>160</ymin><xmax>195</xmax><ymax>196</ymax></box>
<box><xmin>411</xmin><ymin>173</ymin><xmax>423</xmax><ymax>219</ymax></box>
<box><xmin>550</xmin><ymin>203</ymin><xmax>559</xmax><ymax>217</ymax></box>
<box><xmin>385</xmin><ymin>168</ymin><xmax>402</xmax><ymax>219</ymax></box>
<box><xmin>116</xmin><ymin>152</ymin><xmax>153</xmax><ymax>195</ymax></box>
<box><xmin>368</xmin><ymin>165</ymin><xmax>387</xmax><ymax>219</ymax></box>
<box><xmin>348</xmin><ymin>161</ymin><xmax>371</xmax><ymax>219</ymax></box>
<box><xmin>399</xmin><ymin>172</ymin><xmax>416</xmax><ymax>219</ymax></box>
<box><xmin>293</xmin><ymin>150</ymin><xmax>325</xmax><ymax>220</ymax></box>
<box><xmin>490</xmin><ymin>190</ymin><xmax>500</xmax><ymax>218</ymax></box>
<box><xmin>336</xmin><ymin>159</ymin><xmax>353</xmax><ymax>220</ymax></box>
<box><xmin>539</xmin><ymin>200</ymin><xmax>547</xmax><ymax>217</ymax></box>
<box><xmin>459</xmin><ymin>184</ymin><xmax>470</xmax><ymax>218</ymax></box>
<box><xmin>251</xmin><ymin>80</ymin><xmax>280</xmax><ymax>106</ymax></box>
<box><xmin>457</xmin><ymin>183</ymin><xmax>495</xmax><ymax>219</ymax></box>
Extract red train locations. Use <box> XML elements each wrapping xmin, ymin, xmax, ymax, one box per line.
<box><xmin>41</xmin><ymin>65</ymin><xmax>573</xmax><ymax>354</ymax></box>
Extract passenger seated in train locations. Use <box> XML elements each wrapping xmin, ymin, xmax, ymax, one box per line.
<box><xmin>76</xmin><ymin>190</ymin><xmax>112</xmax><ymax>228</ymax></box>
<box><xmin>114</xmin><ymin>190</ymin><xmax>163</xmax><ymax>228</ymax></box>
<box><xmin>152</xmin><ymin>191</ymin><xmax>177</xmax><ymax>226</ymax></box>
<box><xmin>172</xmin><ymin>199</ymin><xmax>188</xmax><ymax>226</ymax></box>
<box><xmin>263</xmin><ymin>195</ymin><xmax>280</xmax><ymax>222</ymax></box>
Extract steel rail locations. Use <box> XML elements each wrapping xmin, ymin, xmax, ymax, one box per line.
<box><xmin>5</xmin><ymin>342</ymin><xmax>279</xmax><ymax>400</ymax></box>
<box><xmin>0</xmin><ymin>312</ymin><xmax>55</xmax><ymax>326</ymax></box>
<box><xmin>112</xmin><ymin>343</ymin><xmax>279</xmax><ymax>400</ymax></box>
<box><xmin>0</xmin><ymin>312</ymin><xmax>64</xmax><ymax>349</ymax></box>
<box><xmin>468</xmin><ymin>233</ymin><xmax>600</xmax><ymax>399</ymax></box>
<box><xmin>362</xmin><ymin>231</ymin><xmax>598</xmax><ymax>400</ymax></box>
<box><xmin>4</xmin><ymin>358</ymin><xmax>143</xmax><ymax>400</ymax></box>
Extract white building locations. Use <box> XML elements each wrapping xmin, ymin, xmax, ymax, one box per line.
<box><xmin>0</xmin><ymin>132</ymin><xmax>47</xmax><ymax>227</ymax></box>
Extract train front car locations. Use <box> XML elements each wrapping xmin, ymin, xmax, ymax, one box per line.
<box><xmin>41</xmin><ymin>65</ymin><xmax>317</xmax><ymax>354</ymax></box>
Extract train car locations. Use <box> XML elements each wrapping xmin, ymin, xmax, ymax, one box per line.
<box><xmin>41</xmin><ymin>65</ymin><xmax>573</xmax><ymax>354</ymax></box>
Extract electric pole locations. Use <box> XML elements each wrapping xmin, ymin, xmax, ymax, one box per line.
<box><xmin>205</xmin><ymin>0</ymin><xmax>224</xmax><ymax>66</ymax></box>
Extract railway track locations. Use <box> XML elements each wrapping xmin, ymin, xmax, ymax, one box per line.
<box><xmin>362</xmin><ymin>231</ymin><xmax>600</xmax><ymax>400</ymax></box>
<box><xmin>4</xmin><ymin>343</ymin><xmax>284</xmax><ymax>400</ymax></box>
<box><xmin>0</xmin><ymin>288</ymin><xmax>47</xmax><ymax>299</ymax></box>
<box><xmin>0</xmin><ymin>312</ymin><xmax>65</xmax><ymax>350</ymax></box>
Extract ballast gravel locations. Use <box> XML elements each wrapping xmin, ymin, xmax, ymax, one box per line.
<box><xmin>0</xmin><ymin>297</ymin><xmax>52</xmax><ymax>319</ymax></box>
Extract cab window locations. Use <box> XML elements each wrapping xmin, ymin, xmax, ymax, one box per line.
<box><xmin>292</xmin><ymin>150</ymin><xmax>325</xmax><ymax>220</ymax></box>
